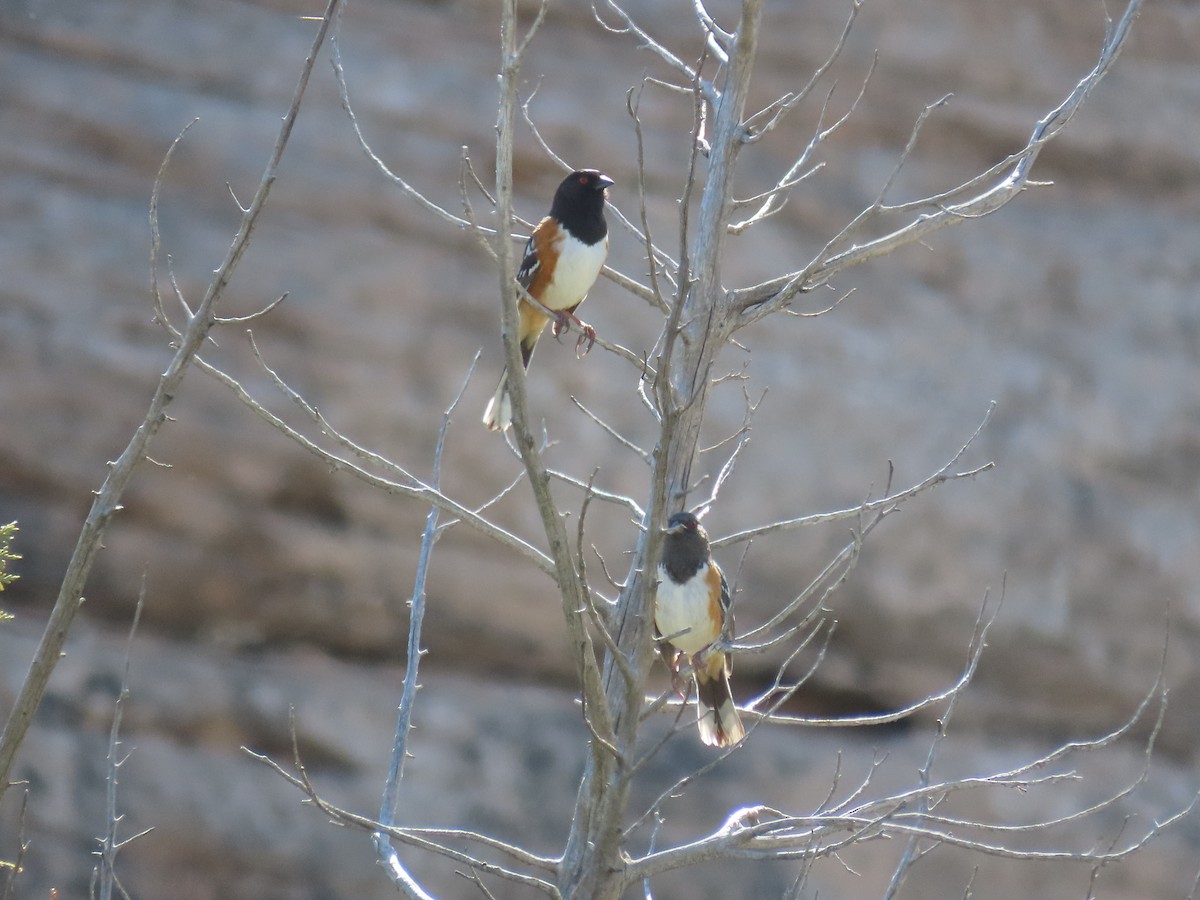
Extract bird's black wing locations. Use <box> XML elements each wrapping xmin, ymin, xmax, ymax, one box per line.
<box><xmin>516</xmin><ymin>231</ymin><xmax>539</xmax><ymax>291</ymax></box>
<box><xmin>716</xmin><ymin>563</ymin><xmax>735</xmax><ymax>645</ymax></box>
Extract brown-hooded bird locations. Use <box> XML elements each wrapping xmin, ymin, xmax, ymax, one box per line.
<box><xmin>656</xmin><ymin>512</ymin><xmax>746</xmax><ymax>748</ymax></box>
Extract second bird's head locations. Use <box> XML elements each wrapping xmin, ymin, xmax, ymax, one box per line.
<box><xmin>665</xmin><ymin>511</ymin><xmax>705</xmax><ymax>538</ymax></box>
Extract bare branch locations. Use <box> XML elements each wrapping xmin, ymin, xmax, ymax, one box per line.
<box><xmin>696</xmin><ymin>0</ymin><xmax>729</xmax><ymax>63</ymax></box>
<box><xmin>402</xmin><ymin>828</ymin><xmax>557</xmax><ymax>873</ymax></box>
<box><xmin>734</xmin><ymin>0</ymin><xmax>1145</xmax><ymax>317</ymax></box>
<box><xmin>515</xmin><ymin>0</ymin><xmax>550</xmax><ymax>58</ymax></box>
<box><xmin>627</xmin><ymin>82</ymin><xmax>671</xmax><ymax>314</ymax></box>
<box><xmin>248</xmin><ymin>740</ymin><xmax>562</xmax><ymax>896</ymax></box>
<box><xmin>330</xmin><ymin>6</ymin><xmax>475</xmax><ymax>234</ymax></box>
<box><xmin>742</xmin><ymin>0</ymin><xmax>863</xmax><ymax>138</ymax></box>
<box><xmin>244</xmin><ymin>330</ymin><xmax>420</xmax><ymax>482</ymax></box>
<box><xmin>713</xmin><ymin>403</ymin><xmax>995</xmax><ymax>549</ymax></box>
<box><xmin>729</xmin><ymin>54</ymin><xmax>876</xmax><ymax>234</ymax></box>
<box><xmin>195</xmin><ymin>353</ymin><xmax>556</xmax><ymax>575</ymax></box>
<box><xmin>576</xmin><ymin>475</ymin><xmax>639</xmax><ymax>692</ymax></box>
<box><xmin>149</xmin><ymin>120</ymin><xmax>197</xmax><ymax>340</ymax></box>
<box><xmin>0</xmin><ymin>789</ymin><xmax>30</xmax><ymax>900</ymax></box>
<box><xmin>591</xmin><ymin>0</ymin><xmax>717</xmax><ymax>106</ymax></box>
<box><xmin>96</xmin><ymin>584</ymin><xmax>150</xmax><ymax>900</ymax></box>
<box><xmin>624</xmin><ymin>737</ymin><xmax>1190</xmax><ymax>885</ymax></box>
<box><xmin>493</xmin><ymin>17</ymin><xmax>625</xmax><ymax>897</ymax></box>
<box><xmin>457</xmin><ymin>866</ymin><xmax>500</xmax><ymax>900</ymax></box>
<box><xmin>375</xmin><ymin>362</ymin><xmax>476</xmax><ymax>897</ymax></box>
<box><xmin>692</xmin><ymin>385</ymin><xmax>759</xmax><ymax>516</ymax></box>
<box><xmin>212</xmin><ymin>291</ymin><xmax>289</xmax><ymax>325</ymax></box>
<box><xmin>0</xmin><ymin>0</ymin><xmax>342</xmax><ymax>800</ymax></box>
<box><xmin>690</xmin><ymin>0</ymin><xmax>733</xmax><ymax>46</ymax></box>
<box><xmin>594</xmin><ymin>333</ymin><xmax>660</xmax><ymax>376</ymax></box>
<box><xmin>883</xmin><ymin>588</ymin><xmax>1002</xmax><ymax>900</ymax></box>
<box><xmin>570</xmin><ymin>397</ymin><xmax>653</xmax><ymax>464</ymax></box>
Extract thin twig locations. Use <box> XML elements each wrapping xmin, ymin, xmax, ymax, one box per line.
<box><xmin>570</xmin><ymin>397</ymin><xmax>653</xmax><ymax>464</ymax></box>
<box><xmin>96</xmin><ymin>582</ymin><xmax>151</xmax><ymax>900</ymax></box>
<box><xmin>195</xmin><ymin>354</ymin><xmax>556</xmax><ymax>575</ymax></box>
<box><xmin>712</xmin><ymin>404</ymin><xmax>995</xmax><ymax>549</ymax></box>
<box><xmin>734</xmin><ymin>0</ymin><xmax>1145</xmax><ymax>318</ymax></box>
<box><xmin>375</xmin><ymin>358</ymin><xmax>477</xmax><ymax>897</ymax></box>
<box><xmin>247</xmin><ymin>746</ymin><xmax>561</xmax><ymax>896</ymax></box>
<box><xmin>0</xmin><ymin>0</ymin><xmax>342</xmax><ymax>800</ymax></box>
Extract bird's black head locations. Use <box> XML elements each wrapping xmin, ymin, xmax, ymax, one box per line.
<box><xmin>557</xmin><ymin>169</ymin><xmax>614</xmax><ymax>198</ymax></box>
<box><xmin>661</xmin><ymin>511</ymin><xmax>710</xmax><ymax>581</ymax></box>
<box><xmin>550</xmin><ymin>170</ymin><xmax>613</xmax><ymax>242</ymax></box>
<box><xmin>665</xmin><ymin>511</ymin><xmax>702</xmax><ymax>536</ymax></box>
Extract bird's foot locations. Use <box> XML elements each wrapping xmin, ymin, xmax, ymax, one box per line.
<box><xmin>670</xmin><ymin>669</ymin><xmax>691</xmax><ymax>700</ymax></box>
<box><xmin>575</xmin><ymin>323</ymin><xmax>596</xmax><ymax>358</ymax></box>
<box><xmin>672</xmin><ymin>656</ymin><xmax>697</xmax><ymax>699</ymax></box>
<box><xmin>551</xmin><ymin>311</ymin><xmax>597</xmax><ymax>357</ymax></box>
<box><xmin>551</xmin><ymin>309</ymin><xmax>573</xmax><ymax>338</ymax></box>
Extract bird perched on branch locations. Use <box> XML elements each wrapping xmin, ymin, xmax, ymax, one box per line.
<box><xmin>656</xmin><ymin>511</ymin><xmax>746</xmax><ymax>748</ymax></box>
<box><xmin>482</xmin><ymin>169</ymin><xmax>613</xmax><ymax>432</ymax></box>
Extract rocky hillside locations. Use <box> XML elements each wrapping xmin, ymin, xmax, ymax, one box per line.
<box><xmin>1</xmin><ymin>0</ymin><xmax>1198</xmax><ymax>897</ymax></box>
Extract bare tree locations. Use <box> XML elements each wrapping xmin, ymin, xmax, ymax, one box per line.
<box><xmin>246</xmin><ymin>0</ymin><xmax>1191</xmax><ymax>897</ymax></box>
<box><xmin>2</xmin><ymin>0</ymin><xmax>1193</xmax><ymax>897</ymax></box>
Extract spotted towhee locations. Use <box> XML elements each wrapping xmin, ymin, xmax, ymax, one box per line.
<box><xmin>482</xmin><ymin>169</ymin><xmax>614</xmax><ymax>432</ymax></box>
<box><xmin>656</xmin><ymin>512</ymin><xmax>746</xmax><ymax>748</ymax></box>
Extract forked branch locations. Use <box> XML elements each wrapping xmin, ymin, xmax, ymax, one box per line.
<box><xmin>732</xmin><ymin>0</ymin><xmax>1145</xmax><ymax>320</ymax></box>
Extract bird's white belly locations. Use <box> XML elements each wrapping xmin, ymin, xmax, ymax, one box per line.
<box><xmin>655</xmin><ymin>562</ymin><xmax>719</xmax><ymax>656</ymax></box>
<box><xmin>541</xmin><ymin>233</ymin><xmax>608</xmax><ymax>310</ymax></box>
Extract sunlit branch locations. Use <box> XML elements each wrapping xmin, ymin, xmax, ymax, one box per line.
<box><xmin>733</xmin><ymin>0</ymin><xmax>1144</xmax><ymax>319</ymax></box>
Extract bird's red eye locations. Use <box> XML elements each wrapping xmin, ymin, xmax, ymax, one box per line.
<box><xmin>579</xmin><ymin>175</ymin><xmax>588</xmax><ymax>184</ymax></box>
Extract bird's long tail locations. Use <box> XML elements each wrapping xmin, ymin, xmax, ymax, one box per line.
<box><xmin>695</xmin><ymin>653</ymin><xmax>745</xmax><ymax>748</ymax></box>
<box><xmin>482</xmin><ymin>333</ymin><xmax>542</xmax><ymax>432</ymax></box>
<box><xmin>482</xmin><ymin>366</ymin><xmax>512</xmax><ymax>432</ymax></box>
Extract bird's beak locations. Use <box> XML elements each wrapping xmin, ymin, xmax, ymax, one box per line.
<box><xmin>662</xmin><ymin>522</ymin><xmax>684</xmax><ymax>535</ymax></box>
<box><xmin>597</xmin><ymin>174</ymin><xmax>615</xmax><ymax>190</ymax></box>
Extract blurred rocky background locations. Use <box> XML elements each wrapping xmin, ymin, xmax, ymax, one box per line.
<box><xmin>2</xmin><ymin>0</ymin><xmax>1199</xmax><ymax>896</ymax></box>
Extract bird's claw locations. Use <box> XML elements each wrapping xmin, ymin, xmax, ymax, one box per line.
<box><xmin>575</xmin><ymin>324</ymin><xmax>596</xmax><ymax>359</ymax></box>
<box><xmin>551</xmin><ymin>312</ymin><xmax>597</xmax><ymax>358</ymax></box>
<box><xmin>551</xmin><ymin>310</ymin><xmax>574</xmax><ymax>338</ymax></box>
<box><xmin>671</xmin><ymin>669</ymin><xmax>691</xmax><ymax>699</ymax></box>
<box><xmin>662</xmin><ymin>649</ymin><xmax>691</xmax><ymax>698</ymax></box>
<box><xmin>672</xmin><ymin>654</ymin><xmax>696</xmax><ymax>699</ymax></box>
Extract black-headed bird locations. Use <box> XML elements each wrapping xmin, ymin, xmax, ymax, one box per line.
<box><xmin>656</xmin><ymin>511</ymin><xmax>746</xmax><ymax>748</ymax></box>
<box><xmin>483</xmin><ymin>169</ymin><xmax>613</xmax><ymax>431</ymax></box>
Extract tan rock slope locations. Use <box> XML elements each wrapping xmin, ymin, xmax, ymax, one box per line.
<box><xmin>1</xmin><ymin>0</ymin><xmax>1198</xmax><ymax>896</ymax></box>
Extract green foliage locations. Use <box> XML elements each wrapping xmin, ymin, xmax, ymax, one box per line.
<box><xmin>0</xmin><ymin>521</ymin><xmax>19</xmax><ymax>619</ymax></box>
